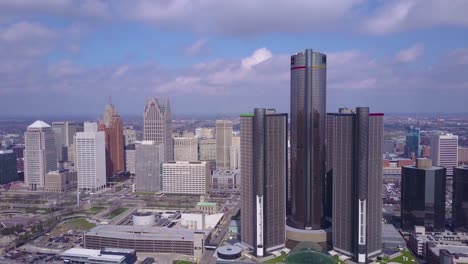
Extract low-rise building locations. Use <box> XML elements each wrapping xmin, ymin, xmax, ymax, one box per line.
<box><xmin>44</xmin><ymin>169</ymin><xmax>77</xmax><ymax>192</ymax></box>
<box><xmin>409</xmin><ymin>229</ymin><xmax>468</xmax><ymax>261</ymax></box>
<box><xmin>84</xmin><ymin>225</ymin><xmax>207</xmax><ymax>258</ymax></box>
<box><xmin>61</xmin><ymin>247</ymin><xmax>137</xmax><ymax>264</ymax></box>
<box><xmin>196</xmin><ymin>201</ymin><xmax>218</xmax><ymax>214</ymax></box>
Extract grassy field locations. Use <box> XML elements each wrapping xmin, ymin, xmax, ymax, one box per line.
<box><xmin>263</xmin><ymin>253</ymin><xmax>287</xmax><ymax>264</ymax></box>
<box><xmin>174</xmin><ymin>261</ymin><xmax>196</xmax><ymax>264</ymax></box>
<box><xmin>379</xmin><ymin>250</ymin><xmax>417</xmax><ymax>264</ymax></box>
<box><xmin>107</xmin><ymin>207</ymin><xmax>128</xmax><ymax>218</ymax></box>
<box><xmin>88</xmin><ymin>207</ymin><xmax>106</xmax><ymax>213</ymax></box>
<box><xmin>51</xmin><ymin>218</ymin><xmax>96</xmax><ymax>236</ymax></box>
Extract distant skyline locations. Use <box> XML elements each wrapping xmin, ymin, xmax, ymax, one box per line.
<box><xmin>1</xmin><ymin>0</ymin><xmax>468</xmax><ymax>115</ymax></box>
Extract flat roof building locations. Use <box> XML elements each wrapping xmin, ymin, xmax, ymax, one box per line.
<box><xmin>162</xmin><ymin>161</ymin><xmax>210</xmax><ymax>195</ymax></box>
<box><xmin>84</xmin><ymin>225</ymin><xmax>206</xmax><ymax>258</ymax></box>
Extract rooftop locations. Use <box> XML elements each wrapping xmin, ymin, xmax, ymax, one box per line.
<box><xmin>28</xmin><ymin>120</ymin><xmax>51</xmax><ymax>129</ymax></box>
<box><xmin>86</xmin><ymin>224</ymin><xmax>208</xmax><ymax>241</ymax></box>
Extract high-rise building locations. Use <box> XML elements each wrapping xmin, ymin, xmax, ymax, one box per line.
<box><xmin>11</xmin><ymin>144</ymin><xmax>24</xmax><ymax>174</ymax></box>
<box><xmin>289</xmin><ymin>49</ymin><xmax>327</xmax><ymax>230</ymax></box>
<box><xmin>401</xmin><ymin>158</ymin><xmax>446</xmax><ymax>232</ymax></box>
<box><xmin>75</xmin><ymin>122</ymin><xmax>106</xmax><ymax>191</ymax></box>
<box><xmin>135</xmin><ymin>141</ymin><xmax>164</xmax><ymax>192</ymax></box>
<box><xmin>98</xmin><ymin>102</ymin><xmax>125</xmax><ymax>178</ymax></box>
<box><xmin>431</xmin><ymin>133</ymin><xmax>458</xmax><ymax>176</ymax></box>
<box><xmin>199</xmin><ymin>138</ymin><xmax>216</xmax><ymax>171</ymax></box>
<box><xmin>125</xmin><ymin>144</ymin><xmax>135</xmax><ymax>175</ymax></box>
<box><xmin>453</xmin><ymin>166</ymin><xmax>468</xmax><ymax>231</ymax></box>
<box><xmin>216</xmin><ymin>120</ymin><xmax>232</xmax><ymax>169</ymax></box>
<box><xmin>195</xmin><ymin>128</ymin><xmax>214</xmax><ymax>139</ymax></box>
<box><xmin>0</xmin><ymin>150</ymin><xmax>18</xmax><ymax>184</ymax></box>
<box><xmin>52</xmin><ymin>121</ymin><xmax>77</xmax><ymax>161</ymax></box>
<box><xmin>143</xmin><ymin>98</ymin><xmax>173</xmax><ymax>161</ymax></box>
<box><xmin>240</xmin><ymin>108</ymin><xmax>287</xmax><ymax>257</ymax></box>
<box><xmin>199</xmin><ymin>138</ymin><xmax>216</xmax><ymax>161</ymax></box>
<box><xmin>327</xmin><ymin>107</ymin><xmax>383</xmax><ymax>263</ymax></box>
<box><xmin>459</xmin><ymin>147</ymin><xmax>468</xmax><ymax>164</ymax></box>
<box><xmin>24</xmin><ymin>120</ymin><xmax>57</xmax><ymax>190</ymax></box>
<box><xmin>162</xmin><ymin>161</ymin><xmax>210</xmax><ymax>195</ymax></box>
<box><xmin>405</xmin><ymin>126</ymin><xmax>420</xmax><ymax>159</ymax></box>
<box><xmin>230</xmin><ymin>136</ymin><xmax>240</xmax><ymax>170</ymax></box>
<box><xmin>123</xmin><ymin>126</ymin><xmax>137</xmax><ymax>146</ymax></box>
<box><xmin>173</xmin><ymin>137</ymin><xmax>198</xmax><ymax>161</ymax></box>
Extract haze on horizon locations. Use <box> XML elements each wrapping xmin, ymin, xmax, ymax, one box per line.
<box><xmin>1</xmin><ymin>0</ymin><xmax>468</xmax><ymax>116</ymax></box>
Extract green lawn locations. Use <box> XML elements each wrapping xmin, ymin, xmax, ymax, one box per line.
<box><xmin>380</xmin><ymin>250</ymin><xmax>416</xmax><ymax>264</ymax></box>
<box><xmin>174</xmin><ymin>261</ymin><xmax>196</xmax><ymax>264</ymax></box>
<box><xmin>88</xmin><ymin>207</ymin><xmax>106</xmax><ymax>213</ymax></box>
<box><xmin>333</xmin><ymin>255</ymin><xmax>346</xmax><ymax>264</ymax></box>
<box><xmin>52</xmin><ymin>218</ymin><xmax>96</xmax><ymax>235</ymax></box>
<box><xmin>107</xmin><ymin>207</ymin><xmax>128</xmax><ymax>218</ymax></box>
<box><xmin>263</xmin><ymin>252</ymin><xmax>287</xmax><ymax>263</ymax></box>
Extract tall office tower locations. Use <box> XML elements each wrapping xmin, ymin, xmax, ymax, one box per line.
<box><xmin>135</xmin><ymin>141</ymin><xmax>164</xmax><ymax>192</ymax></box>
<box><xmin>216</xmin><ymin>120</ymin><xmax>233</xmax><ymax>169</ymax></box>
<box><xmin>52</xmin><ymin>121</ymin><xmax>77</xmax><ymax>161</ymax></box>
<box><xmin>52</xmin><ymin>127</ymin><xmax>65</xmax><ymax>162</ymax></box>
<box><xmin>453</xmin><ymin>166</ymin><xmax>468</xmax><ymax>230</ymax></box>
<box><xmin>195</xmin><ymin>128</ymin><xmax>214</xmax><ymax>139</ymax></box>
<box><xmin>240</xmin><ymin>108</ymin><xmax>287</xmax><ymax>257</ymax></box>
<box><xmin>230</xmin><ymin>136</ymin><xmax>241</xmax><ymax>170</ymax></box>
<box><xmin>405</xmin><ymin>126</ymin><xmax>420</xmax><ymax>159</ymax></box>
<box><xmin>327</xmin><ymin>107</ymin><xmax>383</xmax><ymax>263</ymax></box>
<box><xmin>0</xmin><ymin>150</ymin><xmax>18</xmax><ymax>184</ymax></box>
<box><xmin>123</xmin><ymin>126</ymin><xmax>137</xmax><ymax>146</ymax></box>
<box><xmin>143</xmin><ymin>98</ymin><xmax>173</xmax><ymax>161</ymax></box>
<box><xmin>289</xmin><ymin>49</ymin><xmax>327</xmax><ymax>230</ymax></box>
<box><xmin>401</xmin><ymin>158</ymin><xmax>446</xmax><ymax>232</ymax></box>
<box><xmin>75</xmin><ymin>122</ymin><xmax>106</xmax><ymax>191</ymax></box>
<box><xmin>11</xmin><ymin>144</ymin><xmax>24</xmax><ymax>174</ymax></box>
<box><xmin>199</xmin><ymin>138</ymin><xmax>216</xmax><ymax>170</ymax></box>
<box><xmin>125</xmin><ymin>144</ymin><xmax>136</xmax><ymax>175</ymax></box>
<box><xmin>173</xmin><ymin>137</ymin><xmax>198</xmax><ymax>161</ymax></box>
<box><xmin>162</xmin><ymin>161</ymin><xmax>210</xmax><ymax>195</ymax></box>
<box><xmin>431</xmin><ymin>133</ymin><xmax>458</xmax><ymax>177</ymax></box>
<box><xmin>98</xmin><ymin>102</ymin><xmax>125</xmax><ymax>178</ymax></box>
<box><xmin>24</xmin><ymin>121</ymin><xmax>57</xmax><ymax>190</ymax></box>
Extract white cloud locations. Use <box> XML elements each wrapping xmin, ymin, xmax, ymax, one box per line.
<box><xmin>395</xmin><ymin>43</ymin><xmax>424</xmax><ymax>63</ymax></box>
<box><xmin>241</xmin><ymin>48</ymin><xmax>273</xmax><ymax>69</ymax></box>
<box><xmin>0</xmin><ymin>22</ymin><xmax>55</xmax><ymax>42</ymax></box>
<box><xmin>362</xmin><ymin>0</ymin><xmax>468</xmax><ymax>34</ymax></box>
<box><xmin>184</xmin><ymin>39</ymin><xmax>207</xmax><ymax>56</ymax></box>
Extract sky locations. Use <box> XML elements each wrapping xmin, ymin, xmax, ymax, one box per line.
<box><xmin>1</xmin><ymin>0</ymin><xmax>468</xmax><ymax>116</ymax></box>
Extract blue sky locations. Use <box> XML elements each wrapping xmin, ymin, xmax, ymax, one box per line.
<box><xmin>1</xmin><ymin>0</ymin><xmax>468</xmax><ymax>116</ymax></box>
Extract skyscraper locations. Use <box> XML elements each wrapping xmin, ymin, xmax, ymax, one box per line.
<box><xmin>123</xmin><ymin>126</ymin><xmax>137</xmax><ymax>146</ymax></box>
<box><xmin>240</xmin><ymin>108</ymin><xmax>287</xmax><ymax>257</ymax></box>
<box><xmin>143</xmin><ymin>98</ymin><xmax>173</xmax><ymax>161</ymax></box>
<box><xmin>24</xmin><ymin>120</ymin><xmax>57</xmax><ymax>190</ymax></box>
<box><xmin>98</xmin><ymin>102</ymin><xmax>125</xmax><ymax>178</ymax></box>
<box><xmin>405</xmin><ymin>126</ymin><xmax>421</xmax><ymax>159</ymax></box>
<box><xmin>135</xmin><ymin>141</ymin><xmax>164</xmax><ymax>192</ymax></box>
<box><xmin>401</xmin><ymin>158</ymin><xmax>446</xmax><ymax>232</ymax></box>
<box><xmin>0</xmin><ymin>150</ymin><xmax>18</xmax><ymax>184</ymax></box>
<box><xmin>289</xmin><ymin>49</ymin><xmax>327</xmax><ymax>230</ymax></box>
<box><xmin>216</xmin><ymin>120</ymin><xmax>233</xmax><ymax>170</ymax></box>
<box><xmin>75</xmin><ymin>122</ymin><xmax>106</xmax><ymax>191</ymax></box>
<box><xmin>230</xmin><ymin>136</ymin><xmax>241</xmax><ymax>170</ymax></box>
<box><xmin>173</xmin><ymin>137</ymin><xmax>198</xmax><ymax>161</ymax></box>
<box><xmin>453</xmin><ymin>166</ymin><xmax>468</xmax><ymax>231</ymax></box>
<box><xmin>52</xmin><ymin>121</ymin><xmax>77</xmax><ymax>162</ymax></box>
<box><xmin>327</xmin><ymin>107</ymin><xmax>383</xmax><ymax>263</ymax></box>
<box><xmin>431</xmin><ymin>133</ymin><xmax>458</xmax><ymax>177</ymax></box>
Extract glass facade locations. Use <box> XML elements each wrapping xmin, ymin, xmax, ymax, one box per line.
<box><xmin>289</xmin><ymin>49</ymin><xmax>327</xmax><ymax>230</ymax></box>
<box><xmin>401</xmin><ymin>165</ymin><xmax>446</xmax><ymax>232</ymax></box>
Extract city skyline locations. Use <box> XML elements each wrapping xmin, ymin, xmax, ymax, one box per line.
<box><xmin>1</xmin><ymin>1</ymin><xmax>468</xmax><ymax>116</ymax></box>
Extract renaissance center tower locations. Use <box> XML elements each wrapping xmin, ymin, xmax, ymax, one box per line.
<box><xmin>289</xmin><ymin>49</ymin><xmax>327</xmax><ymax>230</ymax></box>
